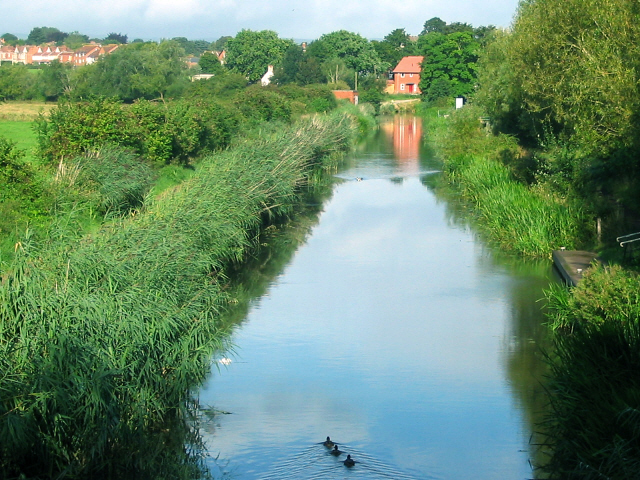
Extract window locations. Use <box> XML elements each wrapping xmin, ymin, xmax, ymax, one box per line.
<box><xmin>409</xmin><ymin>73</ymin><xmax>413</xmax><ymax>77</ymax></box>
<box><xmin>400</xmin><ymin>84</ymin><xmax>405</xmax><ymax>90</ymax></box>
<box><xmin>400</xmin><ymin>73</ymin><xmax>405</xmax><ymax>78</ymax></box>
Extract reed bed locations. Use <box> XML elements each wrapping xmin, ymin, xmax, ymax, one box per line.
<box><xmin>0</xmin><ymin>112</ymin><xmax>356</xmax><ymax>478</ymax></box>
<box><xmin>426</xmin><ymin>106</ymin><xmax>589</xmax><ymax>257</ymax></box>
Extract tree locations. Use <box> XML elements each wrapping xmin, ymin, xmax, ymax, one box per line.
<box><xmin>0</xmin><ymin>64</ymin><xmax>37</xmax><ymax>100</ymax></box>
<box><xmin>27</xmin><ymin>27</ymin><xmax>67</xmax><ymax>45</ymax></box>
<box><xmin>1</xmin><ymin>33</ymin><xmax>18</xmax><ymax>46</ymax></box>
<box><xmin>501</xmin><ymin>0</ymin><xmax>640</xmax><ymax>156</ymax></box>
<box><xmin>198</xmin><ymin>51</ymin><xmax>224</xmax><ymax>74</ymax></box>
<box><xmin>417</xmin><ymin>31</ymin><xmax>480</xmax><ymax>101</ymax></box>
<box><xmin>38</xmin><ymin>60</ymin><xmax>73</xmax><ymax>101</ymax></box>
<box><xmin>373</xmin><ymin>28</ymin><xmax>417</xmax><ymax>68</ymax></box>
<box><xmin>104</xmin><ymin>32</ymin><xmax>128</xmax><ymax>44</ymax></box>
<box><xmin>273</xmin><ymin>44</ymin><xmax>304</xmax><ymax>84</ymax></box>
<box><xmin>421</xmin><ymin>17</ymin><xmax>447</xmax><ymax>35</ymax></box>
<box><xmin>225</xmin><ymin>30</ymin><xmax>294</xmax><ymax>83</ymax></box>
<box><xmin>295</xmin><ymin>57</ymin><xmax>324</xmax><ymax>85</ymax></box>
<box><xmin>307</xmin><ymin>30</ymin><xmax>388</xmax><ymax>76</ymax></box>
<box><xmin>65</xmin><ymin>32</ymin><xmax>90</xmax><ymax>50</ymax></box>
<box><xmin>212</xmin><ymin>36</ymin><xmax>232</xmax><ymax>52</ymax></box>
<box><xmin>86</xmin><ymin>41</ymin><xmax>188</xmax><ymax>101</ymax></box>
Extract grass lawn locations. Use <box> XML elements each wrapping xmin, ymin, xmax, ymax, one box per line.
<box><xmin>0</xmin><ymin>120</ymin><xmax>39</xmax><ymax>161</ymax></box>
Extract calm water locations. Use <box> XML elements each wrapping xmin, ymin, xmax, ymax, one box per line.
<box><xmin>199</xmin><ymin>116</ymin><xmax>554</xmax><ymax>480</ymax></box>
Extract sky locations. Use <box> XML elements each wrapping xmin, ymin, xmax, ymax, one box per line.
<box><xmin>11</xmin><ymin>0</ymin><xmax>521</xmax><ymax>42</ymax></box>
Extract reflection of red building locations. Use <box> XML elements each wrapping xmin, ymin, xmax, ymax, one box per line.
<box><xmin>382</xmin><ymin>116</ymin><xmax>422</xmax><ymax>173</ymax></box>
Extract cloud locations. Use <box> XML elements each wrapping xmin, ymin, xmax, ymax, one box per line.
<box><xmin>11</xmin><ymin>0</ymin><xmax>519</xmax><ymax>41</ymax></box>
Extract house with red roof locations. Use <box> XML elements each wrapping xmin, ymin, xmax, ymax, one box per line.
<box><xmin>391</xmin><ymin>56</ymin><xmax>424</xmax><ymax>94</ymax></box>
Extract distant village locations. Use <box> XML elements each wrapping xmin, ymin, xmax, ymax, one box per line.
<box><xmin>0</xmin><ymin>41</ymin><xmax>122</xmax><ymax>66</ymax></box>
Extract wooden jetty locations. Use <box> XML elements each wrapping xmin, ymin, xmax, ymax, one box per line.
<box><xmin>552</xmin><ymin>249</ymin><xmax>599</xmax><ymax>287</ymax></box>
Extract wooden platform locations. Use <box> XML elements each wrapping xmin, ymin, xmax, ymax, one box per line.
<box><xmin>552</xmin><ymin>250</ymin><xmax>599</xmax><ymax>287</ymax></box>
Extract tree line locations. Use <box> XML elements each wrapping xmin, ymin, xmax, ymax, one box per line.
<box><xmin>1</xmin><ymin>18</ymin><xmax>495</xmax><ymax>105</ymax></box>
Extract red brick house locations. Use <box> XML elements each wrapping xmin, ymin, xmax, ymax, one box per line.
<box><xmin>391</xmin><ymin>56</ymin><xmax>424</xmax><ymax>94</ymax></box>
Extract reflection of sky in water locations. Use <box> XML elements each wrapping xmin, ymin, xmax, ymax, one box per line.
<box><xmin>199</xmin><ymin>174</ymin><xmax>539</xmax><ymax>480</ymax></box>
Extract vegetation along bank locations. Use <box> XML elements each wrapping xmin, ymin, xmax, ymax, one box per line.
<box><xmin>0</xmin><ymin>98</ymin><xmax>364</xmax><ymax>477</ymax></box>
<box><xmin>420</xmin><ymin>1</ymin><xmax>640</xmax><ymax>478</ymax></box>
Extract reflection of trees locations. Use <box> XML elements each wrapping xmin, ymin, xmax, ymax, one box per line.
<box><xmin>217</xmin><ymin>181</ymin><xmax>336</xmax><ymax>330</ymax></box>
<box><xmin>423</xmin><ymin>169</ymin><xmax>555</xmax><ymax>478</ymax></box>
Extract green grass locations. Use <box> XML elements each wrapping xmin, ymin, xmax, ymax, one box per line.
<box><xmin>0</xmin><ymin>112</ymin><xmax>358</xmax><ymax>478</ymax></box>
<box><xmin>540</xmin><ymin>267</ymin><xmax>640</xmax><ymax>479</ymax></box>
<box><xmin>0</xmin><ymin>120</ymin><xmax>39</xmax><ymax>162</ymax></box>
<box><xmin>422</xmin><ymin>105</ymin><xmax>590</xmax><ymax>257</ymax></box>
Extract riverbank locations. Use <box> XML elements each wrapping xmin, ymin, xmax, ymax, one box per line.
<box><xmin>422</xmin><ymin>104</ymin><xmax>591</xmax><ymax>258</ymax></box>
<box><xmin>0</xmin><ymin>111</ymin><xmax>362</xmax><ymax>478</ymax></box>
<box><xmin>422</xmin><ymin>104</ymin><xmax>640</xmax><ymax>479</ymax></box>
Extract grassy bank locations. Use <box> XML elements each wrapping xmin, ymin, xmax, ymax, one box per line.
<box><xmin>423</xmin><ymin>103</ymin><xmax>640</xmax><ymax>479</ymax></box>
<box><xmin>540</xmin><ymin>265</ymin><xmax>640</xmax><ymax>479</ymax></box>
<box><xmin>0</xmin><ymin>112</ymin><xmax>358</xmax><ymax>478</ymax></box>
<box><xmin>423</xmin><ymin>104</ymin><xmax>591</xmax><ymax>257</ymax></box>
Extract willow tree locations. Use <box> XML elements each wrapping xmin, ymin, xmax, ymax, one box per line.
<box><xmin>507</xmin><ymin>0</ymin><xmax>640</xmax><ymax>156</ymax></box>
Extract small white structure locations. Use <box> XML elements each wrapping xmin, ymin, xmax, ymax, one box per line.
<box><xmin>261</xmin><ymin>65</ymin><xmax>274</xmax><ymax>86</ymax></box>
<box><xmin>455</xmin><ymin>97</ymin><xmax>465</xmax><ymax>109</ymax></box>
<box><xmin>191</xmin><ymin>74</ymin><xmax>215</xmax><ymax>81</ymax></box>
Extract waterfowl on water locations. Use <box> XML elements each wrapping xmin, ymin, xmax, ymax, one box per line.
<box><xmin>330</xmin><ymin>444</ymin><xmax>343</xmax><ymax>456</ymax></box>
<box><xmin>356</xmin><ymin>177</ymin><xmax>363</xmax><ymax>181</ymax></box>
<box><xmin>323</xmin><ymin>436</ymin><xmax>335</xmax><ymax>448</ymax></box>
<box><xmin>343</xmin><ymin>454</ymin><xmax>355</xmax><ymax>467</ymax></box>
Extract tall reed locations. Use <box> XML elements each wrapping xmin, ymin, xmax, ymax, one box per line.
<box><xmin>0</xmin><ymin>112</ymin><xmax>356</xmax><ymax>478</ymax></box>
<box><xmin>425</xmin><ymin>105</ymin><xmax>590</xmax><ymax>256</ymax></box>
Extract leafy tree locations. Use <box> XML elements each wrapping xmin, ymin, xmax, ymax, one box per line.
<box><xmin>473</xmin><ymin>25</ymin><xmax>497</xmax><ymax>46</ymax></box>
<box><xmin>212</xmin><ymin>35</ymin><xmax>232</xmax><ymax>52</ymax></box>
<box><xmin>321</xmin><ymin>58</ymin><xmax>354</xmax><ymax>86</ymax></box>
<box><xmin>27</xmin><ymin>26</ymin><xmax>67</xmax><ymax>45</ymax></box>
<box><xmin>65</xmin><ymin>32</ymin><xmax>90</xmax><ymax>50</ymax></box>
<box><xmin>373</xmin><ymin>28</ymin><xmax>417</xmax><ymax>68</ymax></box>
<box><xmin>502</xmin><ymin>0</ymin><xmax>640</xmax><ymax>158</ymax></box>
<box><xmin>86</xmin><ymin>41</ymin><xmax>188</xmax><ymax>101</ymax></box>
<box><xmin>1</xmin><ymin>33</ymin><xmax>18</xmax><ymax>45</ymax></box>
<box><xmin>474</xmin><ymin>29</ymin><xmax>531</xmax><ymax>139</ymax></box>
<box><xmin>225</xmin><ymin>30</ymin><xmax>294</xmax><ymax>83</ymax></box>
<box><xmin>184</xmin><ymin>72</ymin><xmax>248</xmax><ymax>100</ymax></box>
<box><xmin>198</xmin><ymin>51</ymin><xmax>224</xmax><ymax>74</ymax></box>
<box><xmin>421</xmin><ymin>17</ymin><xmax>447</xmax><ymax>35</ymax></box>
<box><xmin>417</xmin><ymin>31</ymin><xmax>480</xmax><ymax>101</ymax></box>
<box><xmin>38</xmin><ymin>60</ymin><xmax>73</xmax><ymax>101</ymax></box>
<box><xmin>307</xmin><ymin>30</ymin><xmax>388</xmax><ymax>75</ymax></box>
<box><xmin>0</xmin><ymin>64</ymin><xmax>37</xmax><ymax>100</ymax></box>
<box><xmin>295</xmin><ymin>56</ymin><xmax>324</xmax><ymax>85</ymax></box>
<box><xmin>104</xmin><ymin>32</ymin><xmax>128</xmax><ymax>44</ymax></box>
<box><xmin>273</xmin><ymin>44</ymin><xmax>305</xmax><ymax>84</ymax></box>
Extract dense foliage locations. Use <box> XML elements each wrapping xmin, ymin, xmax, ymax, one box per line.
<box><xmin>542</xmin><ymin>266</ymin><xmax>640</xmax><ymax>479</ymax></box>
<box><xmin>475</xmin><ymin>0</ymin><xmax>640</xmax><ymax>222</ymax></box>
<box><xmin>225</xmin><ymin>30</ymin><xmax>295</xmax><ymax>83</ymax></box>
<box><xmin>0</xmin><ymin>112</ymin><xmax>358</xmax><ymax>478</ymax></box>
<box><xmin>34</xmin><ymin>97</ymin><xmax>241</xmax><ymax>165</ymax></box>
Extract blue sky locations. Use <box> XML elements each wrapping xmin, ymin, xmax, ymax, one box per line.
<box><xmin>12</xmin><ymin>0</ymin><xmax>521</xmax><ymax>42</ymax></box>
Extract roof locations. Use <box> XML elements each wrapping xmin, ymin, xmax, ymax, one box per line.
<box><xmin>392</xmin><ymin>56</ymin><xmax>424</xmax><ymax>74</ymax></box>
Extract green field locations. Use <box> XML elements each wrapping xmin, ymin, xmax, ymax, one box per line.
<box><xmin>0</xmin><ymin>120</ymin><xmax>38</xmax><ymax>161</ymax></box>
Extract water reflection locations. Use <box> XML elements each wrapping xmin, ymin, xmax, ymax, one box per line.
<box><xmin>199</xmin><ymin>117</ymin><xmax>554</xmax><ymax>480</ymax></box>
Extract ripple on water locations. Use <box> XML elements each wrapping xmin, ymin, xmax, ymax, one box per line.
<box><xmin>256</xmin><ymin>443</ymin><xmax>437</xmax><ymax>480</ymax></box>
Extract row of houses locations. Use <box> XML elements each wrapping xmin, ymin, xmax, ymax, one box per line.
<box><xmin>0</xmin><ymin>43</ymin><xmax>119</xmax><ymax>66</ymax></box>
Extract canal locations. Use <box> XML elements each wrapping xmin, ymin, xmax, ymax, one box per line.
<box><xmin>198</xmin><ymin>116</ymin><xmax>554</xmax><ymax>480</ymax></box>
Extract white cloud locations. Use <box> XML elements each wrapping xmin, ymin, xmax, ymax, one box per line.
<box><xmin>11</xmin><ymin>0</ymin><xmax>519</xmax><ymax>41</ymax></box>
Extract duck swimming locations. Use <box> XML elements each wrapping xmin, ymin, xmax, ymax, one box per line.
<box><xmin>343</xmin><ymin>454</ymin><xmax>355</xmax><ymax>467</ymax></box>
<box><xmin>330</xmin><ymin>444</ymin><xmax>343</xmax><ymax>456</ymax></box>
<box><xmin>323</xmin><ymin>436</ymin><xmax>335</xmax><ymax>448</ymax></box>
